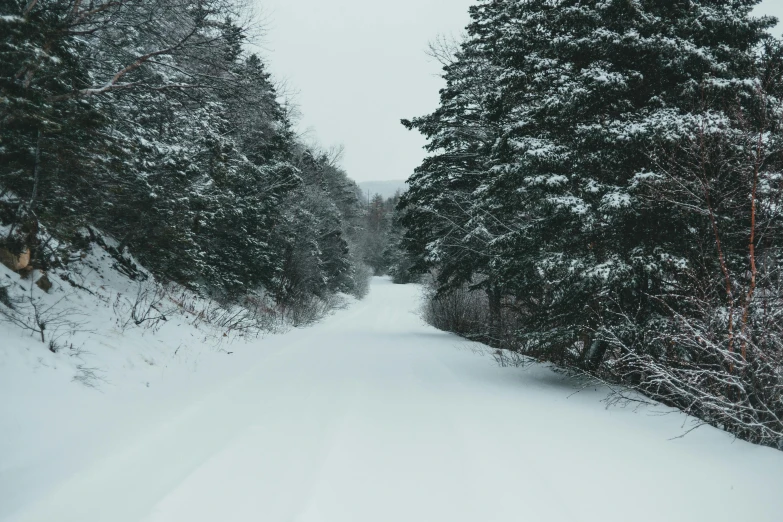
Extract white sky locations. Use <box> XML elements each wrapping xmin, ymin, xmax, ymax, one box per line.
<box><xmin>259</xmin><ymin>0</ymin><xmax>783</xmax><ymax>183</ymax></box>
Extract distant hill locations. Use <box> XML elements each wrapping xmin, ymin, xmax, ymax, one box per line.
<box><xmin>358</xmin><ymin>180</ymin><xmax>408</xmax><ymax>201</ymax></box>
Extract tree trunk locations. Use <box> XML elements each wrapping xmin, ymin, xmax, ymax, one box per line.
<box><xmin>29</xmin><ymin>129</ymin><xmax>41</xmax><ymax>210</ymax></box>
<box><xmin>487</xmin><ymin>285</ymin><xmax>502</xmax><ymax>348</ymax></box>
<box><xmin>582</xmin><ymin>337</ymin><xmax>609</xmax><ymax>372</ymax></box>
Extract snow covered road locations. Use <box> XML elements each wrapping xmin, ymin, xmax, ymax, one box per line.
<box><xmin>4</xmin><ymin>278</ymin><xmax>783</xmax><ymax>522</ymax></box>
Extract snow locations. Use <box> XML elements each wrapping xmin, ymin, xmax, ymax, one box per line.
<box><xmin>2</xmin><ymin>278</ymin><xmax>783</xmax><ymax>522</ymax></box>
<box><xmin>600</xmin><ymin>191</ymin><xmax>632</xmax><ymax>209</ymax></box>
<box><xmin>548</xmin><ymin>194</ymin><xmax>589</xmax><ymax>214</ymax></box>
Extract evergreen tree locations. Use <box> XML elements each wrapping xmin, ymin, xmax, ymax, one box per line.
<box><xmin>474</xmin><ymin>0</ymin><xmax>775</xmax><ymax>364</ymax></box>
<box><xmin>403</xmin><ymin>0</ymin><xmax>783</xmax><ymax>443</ymax></box>
<box><xmin>1</xmin><ymin>0</ymin><xmax>370</xmax><ymax>310</ymax></box>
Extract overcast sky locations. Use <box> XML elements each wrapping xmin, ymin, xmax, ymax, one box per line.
<box><xmin>259</xmin><ymin>0</ymin><xmax>783</xmax><ymax>183</ymax></box>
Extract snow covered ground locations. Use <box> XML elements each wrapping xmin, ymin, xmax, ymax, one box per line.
<box><xmin>2</xmin><ymin>277</ymin><xmax>783</xmax><ymax>522</ymax></box>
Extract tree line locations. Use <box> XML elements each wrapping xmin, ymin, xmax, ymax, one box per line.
<box><xmin>400</xmin><ymin>0</ymin><xmax>783</xmax><ymax>448</ymax></box>
<box><xmin>356</xmin><ymin>191</ymin><xmax>418</xmax><ymax>284</ymax></box>
<box><xmin>1</xmin><ymin>0</ymin><xmax>371</xmax><ymax>310</ymax></box>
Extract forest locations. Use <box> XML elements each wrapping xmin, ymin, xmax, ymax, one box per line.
<box><xmin>400</xmin><ymin>0</ymin><xmax>783</xmax><ymax>447</ymax></box>
<box><xmin>0</xmin><ymin>0</ymin><xmax>382</xmax><ymax>324</ymax></box>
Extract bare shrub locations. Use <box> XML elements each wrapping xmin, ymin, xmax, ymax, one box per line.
<box><xmin>281</xmin><ymin>293</ymin><xmax>345</xmax><ymax>327</ymax></box>
<box><xmin>422</xmin><ymin>282</ymin><xmax>489</xmax><ymax>340</ymax></box>
<box><xmin>0</xmin><ymin>283</ymin><xmax>88</xmax><ymax>343</ymax></box>
<box><xmin>600</xmin><ymin>295</ymin><xmax>783</xmax><ymax>448</ymax></box>
<box><xmin>421</xmin><ymin>277</ymin><xmax>521</xmax><ymax>338</ymax></box>
<box><xmin>211</xmin><ymin>305</ymin><xmax>266</xmax><ymax>337</ymax></box>
<box><xmin>165</xmin><ymin>287</ymin><xmax>284</xmax><ymax>338</ymax></box>
<box><xmin>491</xmin><ymin>348</ymin><xmax>532</xmax><ymax>368</ymax></box>
<box><xmin>114</xmin><ymin>282</ymin><xmax>173</xmax><ymax>332</ymax></box>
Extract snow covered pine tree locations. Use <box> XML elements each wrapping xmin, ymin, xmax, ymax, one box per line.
<box><xmin>402</xmin><ymin>0</ymin><xmax>783</xmax><ymax>446</ymax></box>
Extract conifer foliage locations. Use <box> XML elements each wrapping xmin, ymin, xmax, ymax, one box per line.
<box><xmin>354</xmin><ymin>189</ymin><xmax>418</xmax><ymax>284</ymax></box>
<box><xmin>402</xmin><ymin>0</ymin><xmax>783</xmax><ymax>447</ymax></box>
<box><xmin>0</xmin><ymin>0</ymin><xmax>369</xmax><ymax>306</ymax></box>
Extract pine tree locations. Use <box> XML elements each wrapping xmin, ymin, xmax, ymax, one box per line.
<box><xmin>404</xmin><ymin>0</ymin><xmax>783</xmax><ymax>444</ymax></box>
<box><xmin>399</xmin><ymin>24</ymin><xmax>507</xmax><ymax>334</ymax></box>
<box><xmin>406</xmin><ymin>0</ymin><xmax>777</xmax><ymax>356</ymax></box>
<box><xmin>481</xmin><ymin>0</ymin><xmax>775</xmax><ymax>362</ymax></box>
